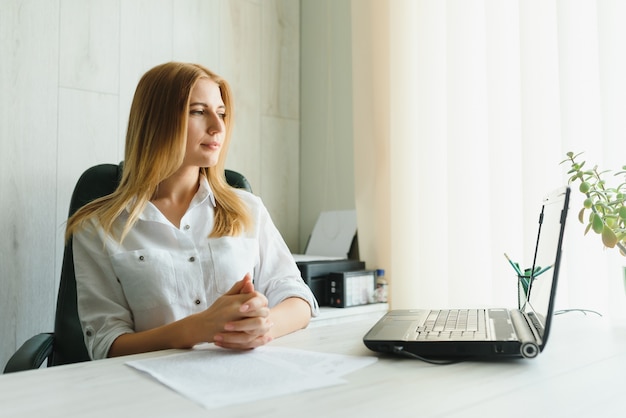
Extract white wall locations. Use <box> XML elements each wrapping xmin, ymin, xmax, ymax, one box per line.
<box><xmin>0</xmin><ymin>0</ymin><xmax>301</xmax><ymax>371</ymax></box>
<box><xmin>299</xmin><ymin>0</ymin><xmax>355</xmax><ymax>252</ymax></box>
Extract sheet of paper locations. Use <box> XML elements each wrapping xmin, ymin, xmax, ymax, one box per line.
<box><xmin>126</xmin><ymin>345</ymin><xmax>376</xmax><ymax>410</ymax></box>
<box><xmin>305</xmin><ymin>210</ymin><xmax>357</xmax><ymax>257</ymax></box>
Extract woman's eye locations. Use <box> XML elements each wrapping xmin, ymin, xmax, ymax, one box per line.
<box><xmin>190</xmin><ymin>108</ymin><xmax>226</xmax><ymax>119</ymax></box>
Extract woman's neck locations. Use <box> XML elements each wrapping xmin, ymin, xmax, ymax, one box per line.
<box><xmin>150</xmin><ymin>167</ymin><xmax>201</xmax><ymax>227</ymax></box>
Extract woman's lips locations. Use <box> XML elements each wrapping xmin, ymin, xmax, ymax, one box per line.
<box><xmin>202</xmin><ymin>141</ymin><xmax>221</xmax><ymax>150</ymax></box>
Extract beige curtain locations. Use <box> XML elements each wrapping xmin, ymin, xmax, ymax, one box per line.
<box><xmin>352</xmin><ymin>0</ymin><xmax>626</xmax><ymax>318</ymax></box>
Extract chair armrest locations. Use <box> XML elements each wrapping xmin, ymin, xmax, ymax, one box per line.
<box><xmin>3</xmin><ymin>333</ymin><xmax>54</xmax><ymax>373</ymax></box>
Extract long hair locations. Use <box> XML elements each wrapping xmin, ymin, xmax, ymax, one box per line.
<box><xmin>66</xmin><ymin>62</ymin><xmax>251</xmax><ymax>242</ymax></box>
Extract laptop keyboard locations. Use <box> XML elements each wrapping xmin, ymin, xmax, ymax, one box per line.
<box><xmin>413</xmin><ymin>309</ymin><xmax>487</xmax><ymax>340</ymax></box>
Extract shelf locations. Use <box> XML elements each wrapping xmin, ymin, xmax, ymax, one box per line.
<box><xmin>309</xmin><ymin>303</ymin><xmax>389</xmax><ymax>327</ymax></box>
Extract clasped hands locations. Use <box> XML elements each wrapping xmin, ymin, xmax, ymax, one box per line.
<box><xmin>210</xmin><ymin>273</ymin><xmax>273</xmax><ymax>350</ymax></box>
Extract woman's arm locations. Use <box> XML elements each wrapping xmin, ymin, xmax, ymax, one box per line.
<box><xmin>242</xmin><ymin>192</ymin><xmax>320</xmax><ymax>316</ymax></box>
<box><xmin>108</xmin><ymin>276</ymin><xmax>270</xmax><ymax>357</ymax></box>
<box><xmin>267</xmin><ymin>297</ymin><xmax>312</xmax><ymax>338</ymax></box>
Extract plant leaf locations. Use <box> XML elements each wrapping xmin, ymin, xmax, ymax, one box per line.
<box><xmin>602</xmin><ymin>225</ymin><xmax>618</xmax><ymax>248</ymax></box>
<box><xmin>578</xmin><ymin>207</ymin><xmax>586</xmax><ymax>224</ymax></box>
<box><xmin>592</xmin><ymin>213</ymin><xmax>604</xmax><ymax>234</ymax></box>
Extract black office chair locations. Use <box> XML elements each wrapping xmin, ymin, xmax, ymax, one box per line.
<box><xmin>3</xmin><ymin>163</ymin><xmax>252</xmax><ymax>373</ymax></box>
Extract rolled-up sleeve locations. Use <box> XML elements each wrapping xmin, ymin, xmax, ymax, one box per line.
<box><xmin>247</xmin><ymin>194</ymin><xmax>320</xmax><ymax>316</ymax></box>
<box><xmin>73</xmin><ymin>222</ymin><xmax>134</xmax><ymax>360</ymax></box>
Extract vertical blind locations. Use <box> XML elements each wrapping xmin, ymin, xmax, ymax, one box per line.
<box><xmin>352</xmin><ymin>0</ymin><xmax>626</xmax><ymax>317</ymax></box>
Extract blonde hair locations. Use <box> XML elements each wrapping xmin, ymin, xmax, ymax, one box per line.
<box><xmin>66</xmin><ymin>62</ymin><xmax>251</xmax><ymax>242</ymax></box>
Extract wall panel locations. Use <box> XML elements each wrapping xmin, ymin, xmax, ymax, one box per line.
<box><xmin>0</xmin><ymin>0</ymin><xmax>300</xmax><ymax>370</ymax></box>
<box><xmin>0</xmin><ymin>0</ymin><xmax>60</xmax><ymax>371</ymax></box>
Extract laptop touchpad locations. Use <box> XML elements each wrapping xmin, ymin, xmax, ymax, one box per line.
<box><xmin>370</xmin><ymin>320</ymin><xmax>417</xmax><ymax>340</ymax></box>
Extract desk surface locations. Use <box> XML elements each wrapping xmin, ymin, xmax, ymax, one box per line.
<box><xmin>1</xmin><ymin>310</ymin><xmax>625</xmax><ymax>418</ymax></box>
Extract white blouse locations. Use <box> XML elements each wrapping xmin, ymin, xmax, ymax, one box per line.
<box><xmin>73</xmin><ymin>176</ymin><xmax>319</xmax><ymax>360</ymax></box>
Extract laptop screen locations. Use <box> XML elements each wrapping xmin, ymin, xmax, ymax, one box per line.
<box><xmin>521</xmin><ymin>187</ymin><xmax>570</xmax><ymax>339</ymax></box>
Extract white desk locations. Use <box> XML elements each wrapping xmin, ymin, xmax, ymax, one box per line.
<box><xmin>1</xmin><ymin>311</ymin><xmax>624</xmax><ymax>418</ymax></box>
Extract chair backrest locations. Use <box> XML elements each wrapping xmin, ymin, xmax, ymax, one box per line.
<box><xmin>51</xmin><ymin>163</ymin><xmax>252</xmax><ymax>366</ymax></box>
<box><xmin>225</xmin><ymin>169</ymin><xmax>253</xmax><ymax>193</ymax></box>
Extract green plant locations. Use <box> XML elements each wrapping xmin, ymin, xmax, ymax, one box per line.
<box><xmin>561</xmin><ymin>152</ymin><xmax>626</xmax><ymax>256</ymax></box>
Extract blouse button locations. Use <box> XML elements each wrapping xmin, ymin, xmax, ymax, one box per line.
<box><xmin>184</xmin><ymin>224</ymin><xmax>190</xmax><ymax>230</ymax></box>
<box><xmin>189</xmin><ymin>256</ymin><xmax>195</xmax><ymax>262</ymax></box>
<box><xmin>195</xmin><ymin>299</ymin><xmax>201</xmax><ymax>305</ymax></box>
<box><xmin>138</xmin><ymin>255</ymin><xmax>145</xmax><ymax>261</ymax></box>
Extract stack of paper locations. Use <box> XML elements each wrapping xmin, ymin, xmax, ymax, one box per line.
<box><xmin>127</xmin><ymin>345</ymin><xmax>376</xmax><ymax>410</ymax></box>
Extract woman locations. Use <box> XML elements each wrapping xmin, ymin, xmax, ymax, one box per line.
<box><xmin>66</xmin><ymin>62</ymin><xmax>319</xmax><ymax>360</ymax></box>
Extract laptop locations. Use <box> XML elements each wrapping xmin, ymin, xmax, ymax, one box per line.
<box><xmin>363</xmin><ymin>186</ymin><xmax>570</xmax><ymax>361</ymax></box>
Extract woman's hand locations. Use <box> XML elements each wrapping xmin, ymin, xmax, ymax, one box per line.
<box><xmin>212</xmin><ymin>274</ymin><xmax>274</xmax><ymax>349</ymax></box>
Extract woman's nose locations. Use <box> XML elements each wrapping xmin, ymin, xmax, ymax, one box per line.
<box><xmin>207</xmin><ymin>113</ymin><xmax>224</xmax><ymax>135</ymax></box>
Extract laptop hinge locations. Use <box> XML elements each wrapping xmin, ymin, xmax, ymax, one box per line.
<box><xmin>510</xmin><ymin>310</ymin><xmax>543</xmax><ymax>358</ymax></box>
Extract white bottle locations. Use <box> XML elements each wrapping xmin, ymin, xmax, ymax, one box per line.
<box><xmin>374</xmin><ymin>269</ymin><xmax>388</xmax><ymax>303</ymax></box>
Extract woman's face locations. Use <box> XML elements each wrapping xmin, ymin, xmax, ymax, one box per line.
<box><xmin>183</xmin><ymin>78</ymin><xmax>226</xmax><ymax>168</ymax></box>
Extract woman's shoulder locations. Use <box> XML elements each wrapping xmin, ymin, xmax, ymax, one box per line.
<box><xmin>232</xmin><ymin>187</ymin><xmax>262</xmax><ymax>207</ymax></box>
<box><xmin>73</xmin><ymin>208</ymin><xmax>127</xmax><ymax>243</ymax></box>
<box><xmin>232</xmin><ymin>188</ymin><xmax>271</xmax><ymax>218</ymax></box>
